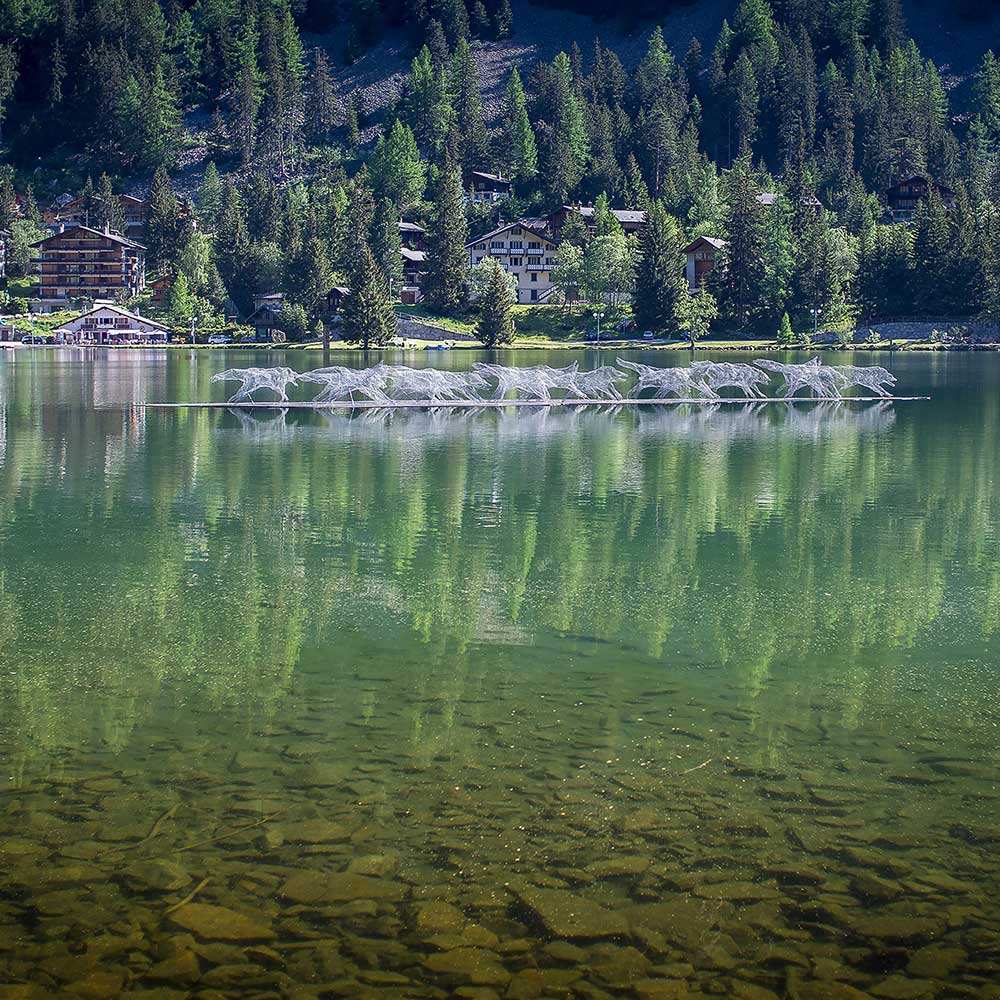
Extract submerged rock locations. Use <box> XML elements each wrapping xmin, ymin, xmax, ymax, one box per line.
<box><xmin>167</xmin><ymin>903</ymin><xmax>274</xmax><ymax>941</ymax></box>
<box><xmin>280</xmin><ymin>870</ymin><xmax>406</xmax><ymax>904</ymax></box>
<box><xmin>423</xmin><ymin>947</ymin><xmax>510</xmax><ymax>986</ymax></box>
<box><xmin>512</xmin><ymin>886</ymin><xmax>628</xmax><ymax>939</ymax></box>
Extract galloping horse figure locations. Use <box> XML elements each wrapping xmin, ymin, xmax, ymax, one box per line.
<box><xmin>574</xmin><ymin>366</ymin><xmax>630</xmax><ymax>399</ymax></box>
<box><xmin>210</xmin><ymin>367</ymin><xmax>301</xmax><ymax>403</ymax></box>
<box><xmin>376</xmin><ymin>365</ymin><xmax>491</xmax><ymax>402</ymax></box>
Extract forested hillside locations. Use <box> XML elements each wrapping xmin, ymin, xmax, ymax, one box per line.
<box><xmin>1</xmin><ymin>0</ymin><xmax>999</xmax><ymax>341</ymax></box>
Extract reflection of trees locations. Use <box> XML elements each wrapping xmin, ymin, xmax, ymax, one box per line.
<box><xmin>0</xmin><ymin>374</ymin><xmax>998</xmax><ymax>768</ymax></box>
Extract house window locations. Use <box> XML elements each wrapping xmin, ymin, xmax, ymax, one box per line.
<box><xmin>511</xmin><ymin>258</ymin><xmax>522</xmax><ymax>267</ymax></box>
<box><xmin>490</xmin><ymin>241</ymin><xmax>504</xmax><ymax>249</ymax></box>
<box><xmin>530</xmin><ymin>273</ymin><xmax>538</xmax><ymax>282</ymax></box>
<box><xmin>512</xmin><ymin>228</ymin><xmax>522</xmax><ymax>235</ymax></box>
<box><xmin>530</xmin><ymin>289</ymin><xmax>538</xmax><ymax>301</ymax></box>
<box><xmin>510</xmin><ymin>241</ymin><xmax>523</xmax><ymax>249</ymax></box>
<box><xmin>528</xmin><ymin>242</ymin><xmax>540</xmax><ymax>249</ymax></box>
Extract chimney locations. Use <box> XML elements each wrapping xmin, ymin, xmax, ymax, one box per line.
<box><xmin>103</xmin><ymin>222</ymin><xmax>110</xmax><ymax>236</ymax></box>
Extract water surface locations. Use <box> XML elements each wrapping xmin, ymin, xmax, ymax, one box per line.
<box><xmin>0</xmin><ymin>349</ymin><xmax>997</xmax><ymax>999</ymax></box>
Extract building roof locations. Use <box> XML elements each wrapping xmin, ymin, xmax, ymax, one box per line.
<box><xmin>31</xmin><ymin>224</ymin><xmax>146</xmax><ymax>249</ymax></box>
<box><xmin>55</xmin><ymin>304</ymin><xmax>170</xmax><ymax>333</ymax></box>
<box><xmin>465</xmin><ymin>170</ymin><xmax>510</xmax><ymax>185</ymax></box>
<box><xmin>757</xmin><ymin>192</ymin><xmax>821</xmax><ymax>208</ymax></box>
<box><xmin>559</xmin><ymin>205</ymin><xmax>647</xmax><ymax>224</ymax></box>
<box><xmin>887</xmin><ymin>175</ymin><xmax>956</xmax><ymax>197</ymax></box>
<box><xmin>401</xmin><ymin>247</ymin><xmax>427</xmax><ymax>263</ymax></box>
<box><xmin>682</xmin><ymin>236</ymin><xmax>727</xmax><ymax>253</ymax></box>
<box><xmin>465</xmin><ymin>219</ymin><xmax>554</xmax><ymax>249</ymax></box>
<box><xmin>398</xmin><ymin>221</ymin><xmax>425</xmax><ymax>233</ymax></box>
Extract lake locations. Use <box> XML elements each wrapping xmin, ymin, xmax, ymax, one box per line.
<box><xmin>0</xmin><ymin>348</ymin><xmax>997</xmax><ymax>999</ymax></box>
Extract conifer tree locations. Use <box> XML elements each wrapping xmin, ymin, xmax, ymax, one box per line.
<box><xmin>145</xmin><ymin>168</ymin><xmax>185</xmax><ymax>276</ymax></box>
<box><xmin>371</xmin><ymin>197</ymin><xmax>404</xmax><ymax>297</ymax></box>
<box><xmin>776</xmin><ymin>311</ymin><xmax>794</xmax><ymax>345</ymax></box>
<box><xmin>477</xmin><ymin>257</ymin><xmax>516</xmax><ymax>347</ymax></box>
<box><xmin>714</xmin><ymin>154</ymin><xmax>768</xmax><ymax>328</ymax></box>
<box><xmin>369</xmin><ymin>121</ymin><xmax>426</xmax><ymax>212</ymax></box>
<box><xmin>345</xmin><ymin>96</ymin><xmax>361</xmax><ymax>154</ymax></box>
<box><xmin>307</xmin><ymin>47</ymin><xmax>339</xmax><ymax>144</ymax></box>
<box><xmin>166</xmin><ymin>272</ymin><xmax>192</xmax><ymax>319</ymax></box>
<box><xmin>424</xmin><ymin>157</ymin><xmax>469</xmax><ymax>314</ymax></box>
<box><xmin>451</xmin><ymin>39</ymin><xmax>487</xmax><ymax>165</ymax></box>
<box><xmin>341</xmin><ymin>242</ymin><xmax>396</xmax><ymax>349</ymax></box>
<box><xmin>95</xmin><ymin>174</ymin><xmax>126</xmax><ymax>235</ymax></box>
<box><xmin>501</xmin><ymin>67</ymin><xmax>537</xmax><ymax>181</ymax></box>
<box><xmin>633</xmin><ymin>200</ymin><xmax>686</xmax><ymax>334</ymax></box>
<box><xmin>911</xmin><ymin>191</ymin><xmax>950</xmax><ymax>315</ymax></box>
<box><xmin>197</xmin><ymin>162</ymin><xmax>223</xmax><ymax>231</ymax></box>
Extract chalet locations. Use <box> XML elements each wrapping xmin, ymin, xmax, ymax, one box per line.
<box><xmin>399</xmin><ymin>221</ymin><xmax>426</xmax><ymax>250</ymax></box>
<box><xmin>47</xmin><ymin>193</ymin><xmax>152</xmax><ymax>240</ymax></box>
<box><xmin>31</xmin><ymin>225</ymin><xmax>146</xmax><ymax>312</ymax></box>
<box><xmin>324</xmin><ymin>286</ymin><xmax>349</xmax><ymax>314</ymax></box>
<box><xmin>464</xmin><ymin>171</ymin><xmax>512</xmax><ymax>205</ymax></box>
<box><xmin>548</xmin><ymin>204</ymin><xmax>647</xmax><ymax>237</ymax></box>
<box><xmin>465</xmin><ymin>221</ymin><xmax>559</xmax><ymax>303</ymax></box>
<box><xmin>884</xmin><ymin>176</ymin><xmax>957</xmax><ymax>222</ymax></box>
<box><xmin>150</xmin><ymin>274</ymin><xmax>174</xmax><ymax>305</ymax></box>
<box><xmin>54</xmin><ymin>304</ymin><xmax>169</xmax><ymax>345</ymax></box>
<box><xmin>400</xmin><ymin>247</ymin><xmax>427</xmax><ymax>304</ymax></box>
<box><xmin>682</xmin><ymin>236</ymin><xmax>727</xmax><ymax>292</ymax></box>
<box><xmin>247</xmin><ymin>293</ymin><xmax>285</xmax><ymax>342</ymax></box>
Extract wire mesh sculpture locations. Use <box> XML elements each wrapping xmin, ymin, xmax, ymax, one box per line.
<box><xmin>473</xmin><ymin>362</ymin><xmax>584</xmax><ymax>400</ymax></box>
<box><xmin>830</xmin><ymin>364</ymin><xmax>897</xmax><ymax>396</ymax></box>
<box><xmin>209</xmin><ymin>359</ymin><xmax>900</xmax><ymax>406</ymax></box>
<box><xmin>573</xmin><ymin>365</ymin><xmax>630</xmax><ymax>399</ymax></box>
<box><xmin>696</xmin><ymin>361</ymin><xmax>772</xmax><ymax>399</ymax></box>
<box><xmin>376</xmin><ymin>365</ymin><xmax>491</xmax><ymax>401</ymax></box>
<box><xmin>297</xmin><ymin>366</ymin><xmax>393</xmax><ymax>403</ymax></box>
<box><xmin>615</xmin><ymin>358</ymin><xmax>715</xmax><ymax>397</ymax></box>
<box><xmin>753</xmin><ymin>357</ymin><xmax>843</xmax><ymax>397</ymax></box>
<box><xmin>210</xmin><ymin>367</ymin><xmax>301</xmax><ymax>402</ymax></box>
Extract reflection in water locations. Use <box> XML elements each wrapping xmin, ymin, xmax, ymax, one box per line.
<box><xmin>0</xmin><ymin>351</ymin><xmax>998</xmax><ymax>998</ymax></box>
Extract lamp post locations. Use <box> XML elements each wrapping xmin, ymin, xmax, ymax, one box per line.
<box><xmin>594</xmin><ymin>310</ymin><xmax>605</xmax><ymax>344</ymax></box>
<box><xmin>190</xmin><ymin>315</ymin><xmax>199</xmax><ymax>346</ymax></box>
<box><xmin>810</xmin><ymin>307</ymin><xmax>818</xmax><ymax>342</ymax></box>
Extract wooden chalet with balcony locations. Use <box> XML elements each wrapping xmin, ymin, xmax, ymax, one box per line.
<box><xmin>466</xmin><ymin>221</ymin><xmax>559</xmax><ymax>303</ymax></box>
<box><xmin>31</xmin><ymin>225</ymin><xmax>146</xmax><ymax>312</ymax></box>
<box><xmin>463</xmin><ymin>171</ymin><xmax>512</xmax><ymax>205</ymax></box>
<box><xmin>682</xmin><ymin>236</ymin><xmax>727</xmax><ymax>292</ymax></box>
<box><xmin>884</xmin><ymin>176</ymin><xmax>957</xmax><ymax>222</ymax></box>
<box><xmin>548</xmin><ymin>204</ymin><xmax>647</xmax><ymax>237</ymax></box>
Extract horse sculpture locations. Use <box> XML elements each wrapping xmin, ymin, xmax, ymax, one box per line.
<box><xmin>297</xmin><ymin>366</ymin><xmax>393</xmax><ymax>403</ymax></box>
<box><xmin>615</xmin><ymin>358</ymin><xmax>715</xmax><ymax>397</ymax></box>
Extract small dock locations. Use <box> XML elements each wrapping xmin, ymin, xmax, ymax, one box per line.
<box><xmin>144</xmin><ymin>396</ymin><xmax>928</xmax><ymax>410</ymax></box>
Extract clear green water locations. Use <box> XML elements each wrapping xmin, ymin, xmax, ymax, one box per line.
<box><xmin>0</xmin><ymin>349</ymin><xmax>998</xmax><ymax>999</ymax></box>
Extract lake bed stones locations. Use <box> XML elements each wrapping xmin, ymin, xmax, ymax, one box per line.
<box><xmin>512</xmin><ymin>886</ymin><xmax>628</xmax><ymax>939</ymax></box>
<box><xmin>167</xmin><ymin>903</ymin><xmax>274</xmax><ymax>941</ymax></box>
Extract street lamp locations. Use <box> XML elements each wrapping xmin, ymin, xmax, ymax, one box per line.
<box><xmin>189</xmin><ymin>315</ymin><xmax>199</xmax><ymax>346</ymax></box>
<box><xmin>810</xmin><ymin>307</ymin><xmax>819</xmax><ymax>341</ymax></box>
<box><xmin>593</xmin><ymin>310</ymin><xmax>606</xmax><ymax>343</ymax></box>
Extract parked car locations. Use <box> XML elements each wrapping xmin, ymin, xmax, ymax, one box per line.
<box><xmin>207</xmin><ymin>334</ymin><xmax>232</xmax><ymax>345</ymax></box>
<box><xmin>642</xmin><ymin>332</ymin><xmax>655</xmax><ymax>339</ymax></box>
<box><xmin>21</xmin><ymin>334</ymin><xmax>45</xmax><ymax>345</ymax></box>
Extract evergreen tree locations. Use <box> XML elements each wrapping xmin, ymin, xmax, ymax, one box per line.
<box><xmin>477</xmin><ymin>257</ymin><xmax>516</xmax><ymax>347</ymax></box>
<box><xmin>196</xmin><ymin>162</ymin><xmax>223</xmax><ymax>231</ymax></box>
<box><xmin>345</xmin><ymin>95</ymin><xmax>361</xmax><ymax>154</ymax></box>
<box><xmin>0</xmin><ymin>174</ymin><xmax>17</xmax><ymax>231</ymax></box>
<box><xmin>501</xmin><ymin>67</ymin><xmax>537</xmax><ymax>181</ymax></box>
<box><xmin>95</xmin><ymin>174</ymin><xmax>126</xmax><ymax>235</ymax></box>
<box><xmin>714</xmin><ymin>154</ymin><xmax>768</xmax><ymax>328</ymax></box>
<box><xmin>424</xmin><ymin>158</ymin><xmax>469</xmax><ymax>313</ymax></box>
<box><xmin>371</xmin><ymin>197</ymin><xmax>404</xmax><ymax>297</ymax></box>
<box><xmin>166</xmin><ymin>271</ymin><xmax>193</xmax><ymax>319</ymax></box>
<box><xmin>451</xmin><ymin>39</ymin><xmax>487</xmax><ymax>166</ymax></box>
<box><xmin>307</xmin><ymin>47</ymin><xmax>338</xmax><ymax>144</ymax></box>
<box><xmin>911</xmin><ymin>191</ymin><xmax>951</xmax><ymax>315</ymax></box>
<box><xmin>633</xmin><ymin>200</ymin><xmax>686</xmax><ymax>334</ymax></box>
<box><xmin>145</xmin><ymin>168</ymin><xmax>185</xmax><ymax>277</ymax></box>
<box><xmin>341</xmin><ymin>242</ymin><xmax>396</xmax><ymax>349</ymax></box>
<box><xmin>286</xmin><ymin>231</ymin><xmax>332</xmax><ymax>315</ymax></box>
<box><xmin>776</xmin><ymin>311</ymin><xmax>794</xmax><ymax>345</ymax></box>
<box><xmin>369</xmin><ymin>121</ymin><xmax>426</xmax><ymax>212</ymax></box>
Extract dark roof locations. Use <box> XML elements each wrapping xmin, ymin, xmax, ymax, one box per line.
<box><xmin>465</xmin><ymin>219</ymin><xmax>553</xmax><ymax>249</ymax></box>
<box><xmin>31</xmin><ymin>224</ymin><xmax>146</xmax><ymax>249</ymax></box>
<box><xmin>398</xmin><ymin>221</ymin><xmax>425</xmax><ymax>233</ymax></box>
<box><xmin>682</xmin><ymin>236</ymin><xmax>727</xmax><ymax>253</ymax></box>
<box><xmin>887</xmin><ymin>175</ymin><xmax>956</xmax><ymax>197</ymax></box>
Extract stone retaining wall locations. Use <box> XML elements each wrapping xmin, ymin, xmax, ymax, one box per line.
<box><xmin>396</xmin><ymin>318</ymin><xmax>477</xmax><ymax>342</ymax></box>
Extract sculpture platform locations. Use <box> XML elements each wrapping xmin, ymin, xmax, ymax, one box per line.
<box><xmin>145</xmin><ymin>396</ymin><xmax>928</xmax><ymax>410</ymax></box>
